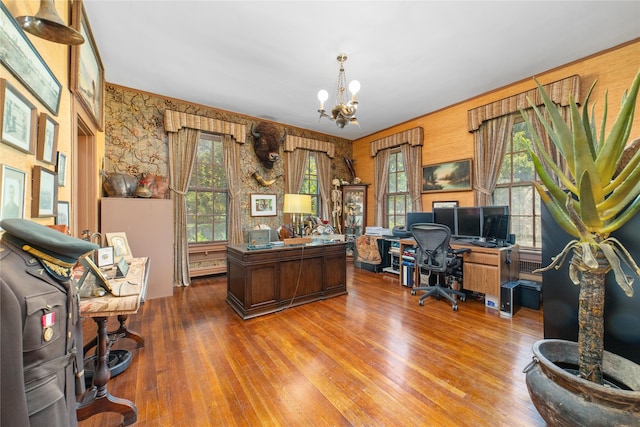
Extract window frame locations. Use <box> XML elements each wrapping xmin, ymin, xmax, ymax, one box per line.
<box><xmin>385</xmin><ymin>149</ymin><xmax>409</xmax><ymax>229</ymax></box>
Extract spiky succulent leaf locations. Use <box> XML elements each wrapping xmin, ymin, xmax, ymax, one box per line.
<box><xmin>533</xmin><ymin>182</ymin><xmax>579</xmax><ymax>237</ymax></box>
<box><xmin>577</xmin><ymin>171</ymin><xmax>602</xmax><ymax>229</ymax></box>
<box><xmin>570</xmin><ymin>99</ymin><xmax>602</xmax><ymax>202</ymax></box>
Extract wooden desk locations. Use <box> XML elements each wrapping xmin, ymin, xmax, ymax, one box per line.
<box><xmin>77</xmin><ymin>257</ymin><xmax>150</xmax><ymax>426</ymax></box>
<box><xmin>226</xmin><ymin>242</ymin><xmax>347</xmax><ymax>319</ymax></box>
<box><xmin>403</xmin><ymin>238</ymin><xmax>519</xmax><ymax>308</ymax></box>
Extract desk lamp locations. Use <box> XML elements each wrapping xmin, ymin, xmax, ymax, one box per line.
<box><xmin>283</xmin><ymin>194</ymin><xmax>312</xmax><ymax>237</ymax></box>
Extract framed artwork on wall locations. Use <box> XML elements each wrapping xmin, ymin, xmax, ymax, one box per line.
<box><xmin>71</xmin><ymin>0</ymin><xmax>105</xmax><ymax>130</ymax></box>
<box><xmin>56</xmin><ymin>152</ymin><xmax>67</xmax><ymax>186</ymax></box>
<box><xmin>422</xmin><ymin>159</ymin><xmax>472</xmax><ymax>193</ymax></box>
<box><xmin>250</xmin><ymin>194</ymin><xmax>277</xmax><ymax>217</ymax></box>
<box><xmin>0</xmin><ymin>79</ymin><xmax>37</xmax><ymax>154</ymax></box>
<box><xmin>0</xmin><ymin>164</ymin><xmax>26</xmax><ymax>221</ymax></box>
<box><xmin>32</xmin><ymin>166</ymin><xmax>58</xmax><ymax>218</ymax></box>
<box><xmin>56</xmin><ymin>200</ymin><xmax>70</xmax><ymax>228</ymax></box>
<box><xmin>37</xmin><ymin>113</ymin><xmax>59</xmax><ymax>164</ymax></box>
<box><xmin>0</xmin><ymin>3</ymin><xmax>62</xmax><ymax>115</ymax></box>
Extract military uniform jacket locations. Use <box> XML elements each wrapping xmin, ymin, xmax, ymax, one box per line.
<box><xmin>1</xmin><ymin>239</ymin><xmax>83</xmax><ymax>427</ymax></box>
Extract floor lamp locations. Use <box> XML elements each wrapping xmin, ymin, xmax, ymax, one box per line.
<box><xmin>283</xmin><ymin>194</ymin><xmax>312</xmax><ymax>237</ymax></box>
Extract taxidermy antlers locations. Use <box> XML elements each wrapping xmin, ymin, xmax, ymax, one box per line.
<box><xmin>251</xmin><ymin>122</ymin><xmax>287</xmax><ymax>170</ymax></box>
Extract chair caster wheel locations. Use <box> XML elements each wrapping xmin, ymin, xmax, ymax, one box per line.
<box><xmin>460</xmin><ymin>296</ymin><xmax>466</xmax><ymax>302</ymax></box>
<box><xmin>419</xmin><ymin>300</ymin><xmax>424</xmax><ymax>306</ymax></box>
<box><xmin>411</xmin><ymin>290</ymin><xmax>416</xmax><ymax>296</ymax></box>
<box><xmin>452</xmin><ymin>304</ymin><xmax>458</xmax><ymax>311</ymax></box>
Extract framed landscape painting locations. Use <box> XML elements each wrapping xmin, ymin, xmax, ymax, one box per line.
<box><xmin>422</xmin><ymin>159</ymin><xmax>472</xmax><ymax>193</ymax></box>
<box><xmin>250</xmin><ymin>194</ymin><xmax>277</xmax><ymax>217</ymax></box>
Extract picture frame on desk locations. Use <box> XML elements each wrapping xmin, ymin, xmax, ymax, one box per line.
<box><xmin>105</xmin><ymin>232</ymin><xmax>133</xmax><ymax>262</ymax></box>
<box><xmin>80</xmin><ymin>254</ymin><xmax>113</xmax><ymax>293</ymax></box>
<box><xmin>95</xmin><ymin>246</ymin><xmax>114</xmax><ymax>268</ymax></box>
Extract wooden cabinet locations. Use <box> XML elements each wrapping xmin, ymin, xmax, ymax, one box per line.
<box><xmin>342</xmin><ymin>184</ymin><xmax>368</xmax><ymax>237</ymax></box>
<box><xmin>226</xmin><ymin>242</ymin><xmax>347</xmax><ymax>319</ymax></box>
<box><xmin>452</xmin><ymin>243</ymin><xmax>520</xmax><ymax>303</ymax></box>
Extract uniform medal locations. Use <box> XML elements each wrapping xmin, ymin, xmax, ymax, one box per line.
<box><xmin>42</xmin><ymin>312</ymin><xmax>55</xmax><ymax>342</ymax></box>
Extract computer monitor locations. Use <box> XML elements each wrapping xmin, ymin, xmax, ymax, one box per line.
<box><xmin>456</xmin><ymin>207</ymin><xmax>482</xmax><ymax>239</ymax></box>
<box><xmin>481</xmin><ymin>205</ymin><xmax>509</xmax><ymax>240</ymax></box>
<box><xmin>433</xmin><ymin>207</ymin><xmax>456</xmax><ymax>235</ymax></box>
<box><xmin>482</xmin><ymin>214</ymin><xmax>510</xmax><ymax>242</ymax></box>
<box><xmin>405</xmin><ymin>212</ymin><xmax>433</xmax><ymax>235</ymax></box>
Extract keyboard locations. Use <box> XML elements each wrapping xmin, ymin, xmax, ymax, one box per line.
<box><xmin>471</xmin><ymin>240</ymin><xmax>497</xmax><ymax>248</ymax></box>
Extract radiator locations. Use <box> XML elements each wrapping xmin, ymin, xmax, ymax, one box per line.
<box><xmin>519</xmin><ymin>259</ymin><xmax>542</xmax><ymax>275</ymax></box>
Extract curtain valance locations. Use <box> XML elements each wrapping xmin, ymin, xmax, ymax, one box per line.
<box><xmin>467</xmin><ymin>75</ymin><xmax>580</xmax><ymax>132</ymax></box>
<box><xmin>284</xmin><ymin>135</ymin><xmax>335</xmax><ymax>158</ymax></box>
<box><xmin>164</xmin><ymin>110</ymin><xmax>246</xmax><ymax>143</ymax></box>
<box><xmin>370</xmin><ymin>127</ymin><xmax>423</xmax><ymax>157</ymax></box>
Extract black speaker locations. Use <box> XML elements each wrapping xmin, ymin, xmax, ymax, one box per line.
<box><xmin>508</xmin><ymin>233</ymin><xmax>517</xmax><ymax>245</ymax></box>
<box><xmin>500</xmin><ymin>281</ymin><xmax>521</xmax><ymax>318</ymax></box>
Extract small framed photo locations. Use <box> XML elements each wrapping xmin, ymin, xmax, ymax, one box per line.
<box><xmin>105</xmin><ymin>232</ymin><xmax>133</xmax><ymax>262</ymax></box>
<box><xmin>36</xmin><ymin>113</ymin><xmax>59</xmax><ymax>164</ymax></box>
<box><xmin>32</xmin><ymin>166</ymin><xmax>58</xmax><ymax>218</ymax></box>
<box><xmin>0</xmin><ymin>164</ymin><xmax>26</xmax><ymax>221</ymax></box>
<box><xmin>432</xmin><ymin>201</ymin><xmax>459</xmax><ymax>210</ymax></box>
<box><xmin>0</xmin><ymin>79</ymin><xmax>37</xmax><ymax>154</ymax></box>
<box><xmin>250</xmin><ymin>194</ymin><xmax>277</xmax><ymax>217</ymax></box>
<box><xmin>56</xmin><ymin>200</ymin><xmax>70</xmax><ymax>228</ymax></box>
<box><xmin>422</xmin><ymin>159</ymin><xmax>472</xmax><ymax>193</ymax></box>
<box><xmin>95</xmin><ymin>246</ymin><xmax>115</xmax><ymax>268</ymax></box>
<box><xmin>56</xmin><ymin>152</ymin><xmax>67</xmax><ymax>186</ymax></box>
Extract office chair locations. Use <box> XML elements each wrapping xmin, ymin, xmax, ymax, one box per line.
<box><xmin>410</xmin><ymin>223</ymin><xmax>471</xmax><ymax>311</ymax></box>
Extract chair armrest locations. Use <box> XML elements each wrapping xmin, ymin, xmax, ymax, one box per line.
<box><xmin>451</xmin><ymin>247</ymin><xmax>471</xmax><ymax>255</ymax></box>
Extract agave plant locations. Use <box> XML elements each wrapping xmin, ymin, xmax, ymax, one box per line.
<box><xmin>522</xmin><ymin>68</ymin><xmax>640</xmax><ymax>385</ymax></box>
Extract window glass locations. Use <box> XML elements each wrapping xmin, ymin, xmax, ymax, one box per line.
<box><xmin>187</xmin><ymin>133</ymin><xmax>228</xmax><ymax>243</ymax></box>
<box><xmin>386</xmin><ymin>150</ymin><xmax>409</xmax><ymax>229</ymax></box>
<box><xmin>301</xmin><ymin>152</ymin><xmax>320</xmax><ymax>216</ymax></box>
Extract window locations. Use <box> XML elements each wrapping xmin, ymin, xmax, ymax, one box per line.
<box><xmin>494</xmin><ymin>118</ymin><xmax>541</xmax><ymax>248</ymax></box>
<box><xmin>386</xmin><ymin>150</ymin><xmax>409</xmax><ymax>229</ymax></box>
<box><xmin>186</xmin><ymin>133</ymin><xmax>228</xmax><ymax>243</ymax></box>
<box><xmin>300</xmin><ymin>152</ymin><xmax>320</xmax><ymax>216</ymax></box>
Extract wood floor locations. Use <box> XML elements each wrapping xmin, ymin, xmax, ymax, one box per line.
<box><xmin>78</xmin><ymin>264</ymin><xmax>546</xmax><ymax>427</ymax></box>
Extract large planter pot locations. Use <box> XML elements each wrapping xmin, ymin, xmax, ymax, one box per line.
<box><xmin>525</xmin><ymin>339</ymin><xmax>640</xmax><ymax>426</ymax></box>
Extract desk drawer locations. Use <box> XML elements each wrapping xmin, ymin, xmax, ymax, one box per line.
<box><xmin>465</xmin><ymin>251</ymin><xmax>499</xmax><ymax>266</ymax></box>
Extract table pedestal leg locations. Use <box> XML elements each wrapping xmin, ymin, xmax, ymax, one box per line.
<box><xmin>83</xmin><ymin>314</ymin><xmax>145</xmax><ymax>355</ymax></box>
<box><xmin>77</xmin><ymin>317</ymin><xmax>137</xmax><ymax>426</ymax></box>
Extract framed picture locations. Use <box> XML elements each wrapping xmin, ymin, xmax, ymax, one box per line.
<box><xmin>105</xmin><ymin>232</ymin><xmax>133</xmax><ymax>262</ymax></box>
<box><xmin>79</xmin><ymin>255</ymin><xmax>112</xmax><ymax>293</ymax></box>
<box><xmin>32</xmin><ymin>166</ymin><xmax>58</xmax><ymax>218</ymax></box>
<box><xmin>0</xmin><ymin>79</ymin><xmax>37</xmax><ymax>154</ymax></box>
<box><xmin>0</xmin><ymin>3</ymin><xmax>62</xmax><ymax>115</ymax></box>
<box><xmin>71</xmin><ymin>0</ymin><xmax>105</xmax><ymax>130</ymax></box>
<box><xmin>0</xmin><ymin>164</ymin><xmax>26</xmax><ymax>221</ymax></box>
<box><xmin>250</xmin><ymin>194</ymin><xmax>277</xmax><ymax>217</ymax></box>
<box><xmin>95</xmin><ymin>246</ymin><xmax>115</xmax><ymax>268</ymax></box>
<box><xmin>422</xmin><ymin>159</ymin><xmax>472</xmax><ymax>193</ymax></box>
<box><xmin>56</xmin><ymin>201</ymin><xmax>70</xmax><ymax>228</ymax></box>
<box><xmin>36</xmin><ymin>113</ymin><xmax>59</xmax><ymax>164</ymax></box>
<box><xmin>432</xmin><ymin>201</ymin><xmax>459</xmax><ymax>210</ymax></box>
<box><xmin>56</xmin><ymin>152</ymin><xmax>67</xmax><ymax>186</ymax></box>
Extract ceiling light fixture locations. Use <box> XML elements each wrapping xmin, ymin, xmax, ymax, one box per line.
<box><xmin>317</xmin><ymin>53</ymin><xmax>360</xmax><ymax>129</ymax></box>
<box><xmin>16</xmin><ymin>0</ymin><xmax>85</xmax><ymax>45</ymax></box>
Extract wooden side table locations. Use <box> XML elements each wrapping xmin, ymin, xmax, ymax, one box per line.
<box><xmin>77</xmin><ymin>257</ymin><xmax>149</xmax><ymax>426</ymax></box>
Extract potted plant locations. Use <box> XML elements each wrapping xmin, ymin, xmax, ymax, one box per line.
<box><xmin>522</xmin><ymin>68</ymin><xmax>640</xmax><ymax>425</ymax></box>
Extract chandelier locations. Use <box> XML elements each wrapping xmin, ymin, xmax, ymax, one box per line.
<box><xmin>317</xmin><ymin>53</ymin><xmax>360</xmax><ymax>128</ymax></box>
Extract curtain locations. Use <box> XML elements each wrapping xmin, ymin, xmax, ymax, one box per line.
<box><xmin>473</xmin><ymin>115</ymin><xmax>515</xmax><ymax>206</ymax></box>
<box><xmin>400</xmin><ymin>143</ymin><xmax>423</xmax><ymax>212</ymax></box>
<box><xmin>168</xmin><ymin>127</ymin><xmax>200</xmax><ymax>287</ymax></box>
<box><xmin>316</xmin><ymin>152</ymin><xmax>332</xmax><ymax>219</ymax></box>
<box><xmin>373</xmin><ymin>148</ymin><xmax>391</xmax><ymax>226</ymax></box>
<box><xmin>223</xmin><ymin>135</ymin><xmax>243</xmax><ymax>245</ymax></box>
<box><xmin>285</xmin><ymin>149</ymin><xmax>308</xmax><ymax>194</ymax></box>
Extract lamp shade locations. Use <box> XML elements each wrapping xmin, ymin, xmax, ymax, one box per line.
<box><xmin>283</xmin><ymin>194</ymin><xmax>312</xmax><ymax>214</ymax></box>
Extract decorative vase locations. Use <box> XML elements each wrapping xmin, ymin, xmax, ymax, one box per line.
<box><xmin>135</xmin><ymin>183</ymin><xmax>152</xmax><ymax>198</ymax></box>
<box><xmin>525</xmin><ymin>339</ymin><xmax>640</xmax><ymax>426</ymax></box>
<box><xmin>102</xmin><ymin>173</ymin><xmax>138</xmax><ymax>197</ymax></box>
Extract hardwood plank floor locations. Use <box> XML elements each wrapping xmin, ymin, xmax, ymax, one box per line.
<box><xmin>78</xmin><ymin>264</ymin><xmax>546</xmax><ymax>426</ymax></box>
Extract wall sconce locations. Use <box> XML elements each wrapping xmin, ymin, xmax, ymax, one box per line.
<box><xmin>283</xmin><ymin>194</ymin><xmax>312</xmax><ymax>237</ymax></box>
<box><xmin>17</xmin><ymin>0</ymin><xmax>85</xmax><ymax>45</ymax></box>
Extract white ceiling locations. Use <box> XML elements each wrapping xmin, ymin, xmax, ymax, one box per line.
<box><xmin>82</xmin><ymin>1</ymin><xmax>640</xmax><ymax>140</ymax></box>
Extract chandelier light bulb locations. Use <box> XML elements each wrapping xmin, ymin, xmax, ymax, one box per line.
<box><xmin>349</xmin><ymin>80</ymin><xmax>360</xmax><ymax>97</ymax></box>
<box><xmin>317</xmin><ymin>89</ymin><xmax>329</xmax><ymax>110</ymax></box>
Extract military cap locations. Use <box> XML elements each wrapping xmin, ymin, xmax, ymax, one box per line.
<box><xmin>1</xmin><ymin>218</ymin><xmax>99</xmax><ymax>280</ymax></box>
